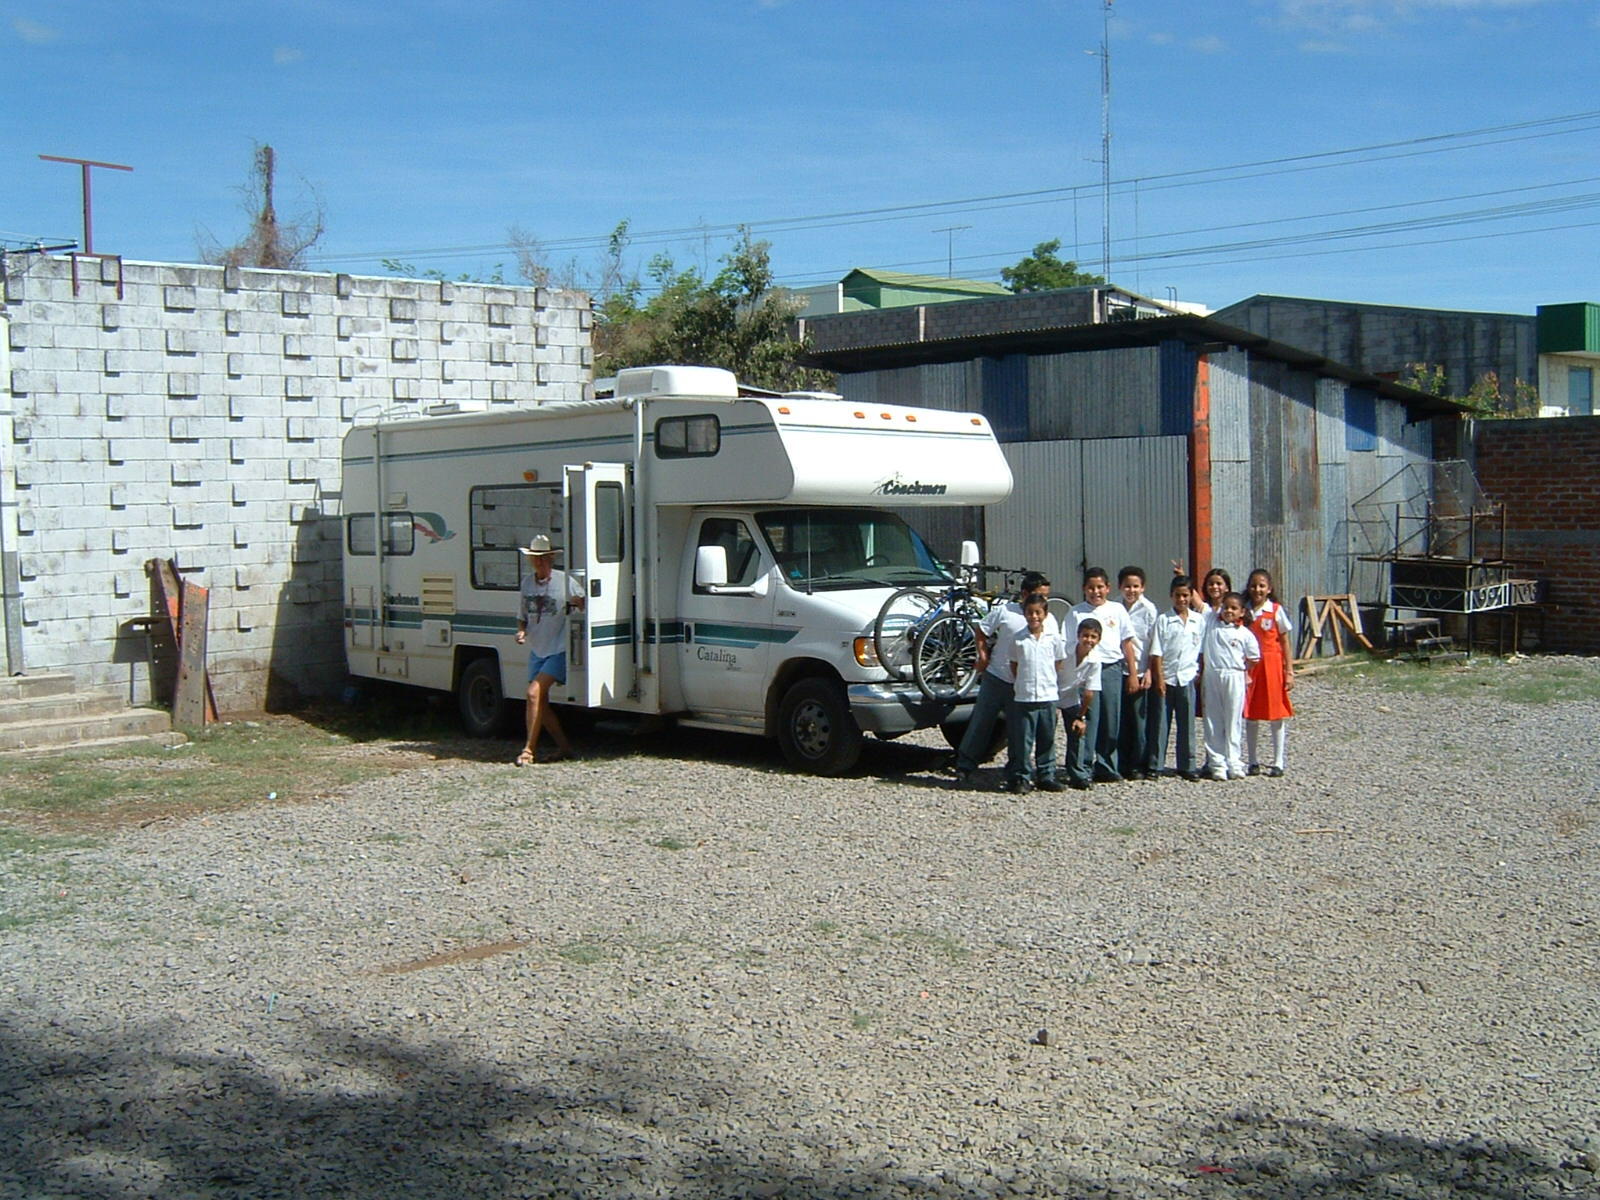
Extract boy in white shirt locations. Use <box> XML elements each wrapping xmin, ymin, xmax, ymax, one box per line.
<box><xmin>1070</xmin><ymin>567</ymin><xmax>1138</xmax><ymax>783</ymax></box>
<box><xmin>1150</xmin><ymin>574</ymin><xmax>1206</xmax><ymax>780</ymax></box>
<box><xmin>953</xmin><ymin>571</ymin><xmax>1056</xmax><ymax>784</ymax></box>
<box><xmin>1117</xmin><ymin>565</ymin><xmax>1161</xmax><ymax>779</ymax></box>
<box><xmin>1001</xmin><ymin>593</ymin><xmax>1067</xmax><ymax>795</ymax></box>
<box><xmin>1059</xmin><ymin>618</ymin><xmax>1104</xmax><ymax>790</ymax></box>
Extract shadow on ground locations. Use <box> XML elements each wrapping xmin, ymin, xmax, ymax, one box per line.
<box><xmin>0</xmin><ymin>1017</ymin><xmax>1579</xmax><ymax>1199</ymax></box>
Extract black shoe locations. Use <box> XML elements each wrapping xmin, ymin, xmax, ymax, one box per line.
<box><xmin>1247</xmin><ymin>764</ymin><xmax>1263</xmax><ymax>777</ymax></box>
<box><xmin>1266</xmin><ymin>766</ymin><xmax>1285</xmax><ymax>778</ymax></box>
<box><xmin>1093</xmin><ymin>771</ymin><xmax>1123</xmax><ymax>784</ymax></box>
<box><xmin>1180</xmin><ymin>771</ymin><xmax>1202</xmax><ymax>782</ymax></box>
<box><xmin>1007</xmin><ymin>778</ymin><xmax>1032</xmax><ymax>795</ymax></box>
<box><xmin>952</xmin><ymin>768</ymin><xmax>974</xmax><ymax>786</ymax></box>
<box><xmin>1036</xmin><ymin>778</ymin><xmax>1065</xmax><ymax>793</ymax></box>
<box><xmin>1069</xmin><ymin>778</ymin><xmax>1093</xmax><ymax>791</ymax></box>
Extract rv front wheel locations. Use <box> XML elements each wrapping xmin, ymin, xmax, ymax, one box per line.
<box><xmin>457</xmin><ymin>657</ymin><xmax>509</xmax><ymax>738</ymax></box>
<box><xmin>777</xmin><ymin>678</ymin><xmax>862</xmax><ymax>776</ymax></box>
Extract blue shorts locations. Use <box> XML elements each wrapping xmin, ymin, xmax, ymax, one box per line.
<box><xmin>527</xmin><ymin>651</ymin><xmax>567</xmax><ymax>685</ymax></box>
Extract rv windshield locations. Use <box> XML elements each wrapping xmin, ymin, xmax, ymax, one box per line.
<box><xmin>757</xmin><ymin>508</ymin><xmax>950</xmax><ymax>592</ymax></box>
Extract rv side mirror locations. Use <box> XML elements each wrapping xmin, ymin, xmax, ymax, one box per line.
<box><xmin>959</xmin><ymin>540</ymin><xmax>981</xmax><ymax>568</ymax></box>
<box><xmin>695</xmin><ymin>545</ymin><xmax>729</xmax><ymax>588</ymax></box>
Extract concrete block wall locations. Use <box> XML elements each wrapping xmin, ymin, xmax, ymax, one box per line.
<box><xmin>0</xmin><ymin>255</ymin><xmax>592</xmax><ymax>709</ymax></box>
<box><xmin>1472</xmin><ymin>416</ymin><xmax>1600</xmax><ymax>654</ymax></box>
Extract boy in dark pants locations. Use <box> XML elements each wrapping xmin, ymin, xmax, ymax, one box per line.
<box><xmin>1060</xmin><ymin>618</ymin><xmax>1103</xmax><ymax>790</ymax></box>
<box><xmin>1001</xmin><ymin>593</ymin><xmax>1066</xmax><ymax>794</ymax></box>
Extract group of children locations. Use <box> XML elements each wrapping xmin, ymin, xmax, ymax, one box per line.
<box><xmin>975</xmin><ymin>564</ymin><xmax>1295</xmax><ymax>794</ymax></box>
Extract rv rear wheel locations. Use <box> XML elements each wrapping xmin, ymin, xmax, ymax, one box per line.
<box><xmin>777</xmin><ymin>678</ymin><xmax>862</xmax><ymax>776</ymax></box>
<box><xmin>457</xmin><ymin>657</ymin><xmax>510</xmax><ymax>738</ymax></box>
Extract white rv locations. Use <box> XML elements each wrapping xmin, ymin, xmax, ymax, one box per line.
<box><xmin>340</xmin><ymin>365</ymin><xmax>1012</xmax><ymax>774</ymax></box>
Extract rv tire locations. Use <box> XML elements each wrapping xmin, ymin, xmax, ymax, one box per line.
<box><xmin>457</xmin><ymin>656</ymin><xmax>510</xmax><ymax>738</ymax></box>
<box><xmin>777</xmin><ymin>678</ymin><xmax>862</xmax><ymax>776</ymax></box>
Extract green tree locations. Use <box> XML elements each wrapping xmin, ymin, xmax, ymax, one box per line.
<box><xmin>1401</xmin><ymin>362</ymin><xmax>1539</xmax><ymax>418</ymax></box>
<box><xmin>596</xmin><ymin>227</ymin><xmax>834</xmax><ymax>392</ymax></box>
<box><xmin>999</xmin><ymin>239</ymin><xmax>1105</xmax><ymax>293</ymax></box>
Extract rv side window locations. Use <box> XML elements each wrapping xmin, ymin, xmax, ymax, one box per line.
<box><xmin>655</xmin><ymin>415</ymin><xmax>720</xmax><ymax>458</ymax></box>
<box><xmin>347</xmin><ymin>513</ymin><xmax>415</xmax><ymax>556</ymax></box>
<box><xmin>595</xmin><ymin>482</ymin><xmax>625</xmax><ymax>564</ymax></box>
<box><xmin>694</xmin><ymin>518</ymin><xmax>762</xmax><ymax>593</ymax></box>
<box><xmin>470</xmin><ymin>484</ymin><xmax>561</xmax><ymax>590</ymax></box>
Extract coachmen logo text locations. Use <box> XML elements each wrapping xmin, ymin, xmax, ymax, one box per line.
<box><xmin>875</xmin><ymin>475</ymin><xmax>948</xmax><ymax>497</ymax></box>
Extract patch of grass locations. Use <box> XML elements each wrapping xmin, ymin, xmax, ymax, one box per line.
<box><xmin>0</xmin><ymin>714</ymin><xmax>445</xmax><ymax>834</ymax></box>
<box><xmin>1109</xmin><ymin>825</ymin><xmax>1138</xmax><ymax>837</ymax></box>
<box><xmin>649</xmin><ymin>836</ymin><xmax>691</xmax><ymax>852</ymax></box>
<box><xmin>555</xmin><ymin>941</ymin><xmax>611</xmax><ymax>966</ymax></box>
<box><xmin>481</xmin><ymin>839</ymin><xmax>539</xmax><ymax>859</ymax></box>
<box><xmin>372</xmin><ymin>831</ymin><xmax>411</xmax><ymax>845</ymax></box>
<box><xmin>1341</xmin><ymin>656</ymin><xmax>1600</xmax><ymax>705</ymax></box>
<box><xmin>812</xmin><ymin>920</ymin><xmax>840</xmax><ymax>936</ymax></box>
<box><xmin>850</xmin><ymin>1009</ymin><xmax>877</xmax><ymax>1030</ymax></box>
<box><xmin>890</xmin><ymin>928</ymin><xmax>970</xmax><ymax>962</ymax></box>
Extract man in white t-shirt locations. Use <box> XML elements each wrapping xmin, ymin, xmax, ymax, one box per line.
<box><xmin>952</xmin><ymin>571</ymin><xmax>1056</xmax><ymax>784</ymax></box>
<box><xmin>514</xmin><ymin>534</ymin><xmax>584</xmax><ymax>766</ymax></box>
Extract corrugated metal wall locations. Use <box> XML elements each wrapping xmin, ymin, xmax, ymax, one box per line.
<box><xmin>986</xmin><ymin>437</ymin><xmax>1189</xmax><ymax>594</ymax></box>
<box><xmin>1027</xmin><ymin>347</ymin><xmax>1164</xmax><ymax>440</ymax></box>
<box><xmin>1208</xmin><ymin>350</ymin><xmax>1251</xmax><ymax>464</ymax></box>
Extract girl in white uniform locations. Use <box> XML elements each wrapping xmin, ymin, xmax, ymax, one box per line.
<box><xmin>1200</xmin><ymin>592</ymin><xmax>1260</xmax><ymax>780</ymax></box>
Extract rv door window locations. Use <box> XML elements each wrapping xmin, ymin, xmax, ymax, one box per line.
<box><xmin>347</xmin><ymin>513</ymin><xmax>416</xmax><ymax>556</ymax></box>
<box><xmin>470</xmin><ymin>484</ymin><xmax>562</xmax><ymax>590</ymax></box>
<box><xmin>654</xmin><ymin>415</ymin><xmax>720</xmax><ymax>459</ymax></box>
<box><xmin>595</xmin><ymin>481</ymin><xmax>625</xmax><ymax>564</ymax></box>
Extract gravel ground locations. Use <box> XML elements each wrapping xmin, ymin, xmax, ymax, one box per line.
<box><xmin>2</xmin><ymin>659</ymin><xmax>1598</xmax><ymax>1199</ymax></box>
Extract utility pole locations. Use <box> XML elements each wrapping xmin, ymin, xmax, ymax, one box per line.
<box><xmin>933</xmin><ymin>225</ymin><xmax>971</xmax><ymax>278</ymax></box>
<box><xmin>38</xmin><ymin>154</ymin><xmax>133</xmax><ymax>255</ymax></box>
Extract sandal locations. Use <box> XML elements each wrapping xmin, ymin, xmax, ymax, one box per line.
<box><xmin>514</xmin><ymin>748</ymin><xmax>535</xmax><ymax>767</ymax></box>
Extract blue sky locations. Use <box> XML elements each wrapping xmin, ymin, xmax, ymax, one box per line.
<box><xmin>5</xmin><ymin>1</ymin><xmax>1598</xmax><ymax>314</ymax></box>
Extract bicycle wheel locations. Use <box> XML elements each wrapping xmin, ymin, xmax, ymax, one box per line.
<box><xmin>912</xmin><ymin>610</ymin><xmax>982</xmax><ymax>701</ymax></box>
<box><xmin>873</xmin><ymin>587</ymin><xmax>940</xmax><ymax>679</ymax></box>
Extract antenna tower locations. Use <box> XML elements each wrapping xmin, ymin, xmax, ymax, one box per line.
<box><xmin>1099</xmin><ymin>0</ymin><xmax>1113</xmax><ymax>280</ymax></box>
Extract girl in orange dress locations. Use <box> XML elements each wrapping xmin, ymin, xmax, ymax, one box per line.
<box><xmin>1243</xmin><ymin>568</ymin><xmax>1294</xmax><ymax>776</ymax></box>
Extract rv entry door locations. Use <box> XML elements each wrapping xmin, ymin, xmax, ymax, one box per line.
<box><xmin>564</xmin><ymin>463</ymin><xmax>635</xmax><ymax>708</ymax></box>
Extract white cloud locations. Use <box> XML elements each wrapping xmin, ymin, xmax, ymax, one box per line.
<box><xmin>12</xmin><ymin>16</ymin><xmax>58</xmax><ymax>43</ymax></box>
<box><xmin>273</xmin><ymin>46</ymin><xmax>304</xmax><ymax>65</ymax></box>
<box><xmin>1191</xmin><ymin>34</ymin><xmax>1228</xmax><ymax>53</ymax></box>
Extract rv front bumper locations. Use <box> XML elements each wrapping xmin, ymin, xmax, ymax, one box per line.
<box><xmin>846</xmin><ymin>682</ymin><xmax>970</xmax><ymax>736</ymax></box>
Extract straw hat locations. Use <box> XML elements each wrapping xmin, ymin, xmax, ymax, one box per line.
<box><xmin>518</xmin><ymin>534</ymin><xmax>559</xmax><ymax>557</ymax></box>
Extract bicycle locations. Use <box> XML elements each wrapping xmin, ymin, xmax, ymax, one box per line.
<box><xmin>871</xmin><ymin>564</ymin><xmax>1027</xmax><ymax>701</ymax></box>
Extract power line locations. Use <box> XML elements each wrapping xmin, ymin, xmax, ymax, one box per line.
<box><xmin>306</xmin><ymin>109</ymin><xmax>1600</xmax><ymax>270</ymax></box>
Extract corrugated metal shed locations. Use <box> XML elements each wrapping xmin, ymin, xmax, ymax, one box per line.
<box><xmin>1208</xmin><ymin>459</ymin><xmax>1252</xmax><ymax>581</ymax></box>
<box><xmin>1208</xmin><ymin>350</ymin><xmax>1251</xmax><ymax>463</ymax></box>
<box><xmin>1315</xmin><ymin>379</ymin><xmax>1348</xmax><ymax>466</ymax></box>
<box><xmin>981</xmin><ymin>355</ymin><xmax>1029</xmax><ymax>440</ymax></box>
<box><xmin>1159</xmin><ymin>339</ymin><xmax>1197</xmax><ymax>436</ymax></box>
<box><xmin>1283</xmin><ymin>529</ymin><xmax>1322</xmax><ymax>615</ymax></box>
<box><xmin>1282</xmin><ymin>379</ymin><xmax>1319</xmax><ymax>533</ymax></box>
<box><xmin>989</xmin><ymin>441</ymin><xmax>1084</xmax><ymax>591</ymax></box>
<box><xmin>1080</xmin><ymin>436</ymin><xmax>1190</xmax><ymax>576</ymax></box>
<box><xmin>1249</xmin><ymin>359</ymin><xmax>1286</xmax><ymax>529</ymax></box>
<box><xmin>1026</xmin><ymin>347</ymin><xmax>1164</xmax><ymax>440</ymax></box>
<box><xmin>1376</xmin><ymin>398</ymin><xmax>1406</xmax><ymax>458</ymax></box>
<box><xmin>1320</xmin><ymin>464</ymin><xmax>1350</xmax><ymax>595</ymax></box>
<box><xmin>919</xmin><ymin>360</ymin><xmax>975</xmax><ymax>413</ymax></box>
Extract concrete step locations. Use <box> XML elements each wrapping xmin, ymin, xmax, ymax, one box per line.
<box><xmin>0</xmin><ymin>690</ymin><xmax>132</xmax><ymax>725</ymax></box>
<box><xmin>0</xmin><ymin>729</ymin><xmax>189</xmax><ymax>758</ymax></box>
<box><xmin>0</xmin><ymin>673</ymin><xmax>78</xmax><ymax>703</ymax></box>
<box><xmin>0</xmin><ymin>705</ymin><xmax>173</xmax><ymax>754</ymax></box>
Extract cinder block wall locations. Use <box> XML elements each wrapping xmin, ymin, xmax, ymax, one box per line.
<box><xmin>1473</xmin><ymin>416</ymin><xmax>1600</xmax><ymax>653</ymax></box>
<box><xmin>0</xmin><ymin>255</ymin><xmax>592</xmax><ymax>709</ymax></box>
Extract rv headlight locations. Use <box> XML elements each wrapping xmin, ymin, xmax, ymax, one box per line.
<box><xmin>853</xmin><ymin>637</ymin><xmax>881</xmax><ymax>668</ymax></box>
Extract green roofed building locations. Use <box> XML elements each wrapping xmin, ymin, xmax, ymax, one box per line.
<box><xmin>793</xmin><ymin>268</ymin><xmax>1009</xmax><ymax>317</ymax></box>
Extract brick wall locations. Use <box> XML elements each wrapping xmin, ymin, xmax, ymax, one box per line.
<box><xmin>1472</xmin><ymin>416</ymin><xmax>1600</xmax><ymax>653</ymax></box>
<box><xmin>1</xmin><ymin>255</ymin><xmax>591</xmax><ymax>709</ymax></box>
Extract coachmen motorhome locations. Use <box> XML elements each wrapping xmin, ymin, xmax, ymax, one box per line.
<box><xmin>341</xmin><ymin>365</ymin><xmax>1013</xmax><ymax>774</ymax></box>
